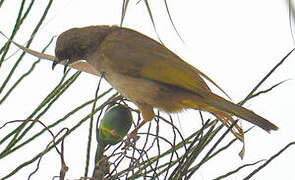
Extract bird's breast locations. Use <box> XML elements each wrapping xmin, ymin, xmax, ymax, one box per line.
<box><xmin>105</xmin><ymin>73</ymin><xmax>160</xmax><ymax>103</ymax></box>
<box><xmin>86</xmin><ymin>55</ymin><xmax>196</xmax><ymax>112</ymax></box>
<box><xmin>104</xmin><ymin>73</ymin><xmax>194</xmax><ymax>113</ymax></box>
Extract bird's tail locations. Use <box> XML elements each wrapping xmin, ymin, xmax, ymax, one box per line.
<box><xmin>187</xmin><ymin>93</ymin><xmax>278</xmax><ymax>132</ymax></box>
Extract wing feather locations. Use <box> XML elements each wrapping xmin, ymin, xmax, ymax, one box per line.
<box><xmin>100</xmin><ymin>27</ymin><xmax>219</xmax><ymax>96</ymax></box>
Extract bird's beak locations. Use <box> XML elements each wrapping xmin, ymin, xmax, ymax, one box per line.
<box><xmin>52</xmin><ymin>59</ymin><xmax>69</xmax><ymax>74</ymax></box>
<box><xmin>52</xmin><ymin>60</ymin><xmax>59</xmax><ymax>70</ymax></box>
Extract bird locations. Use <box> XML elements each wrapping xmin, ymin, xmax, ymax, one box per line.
<box><xmin>52</xmin><ymin>25</ymin><xmax>278</xmax><ymax>139</ymax></box>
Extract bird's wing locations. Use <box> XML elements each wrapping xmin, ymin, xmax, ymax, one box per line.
<box><xmin>99</xmin><ymin>27</ymin><xmax>215</xmax><ymax>95</ymax></box>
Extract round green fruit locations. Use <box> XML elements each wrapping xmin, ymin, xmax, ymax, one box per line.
<box><xmin>98</xmin><ymin>104</ymin><xmax>133</xmax><ymax>145</ymax></box>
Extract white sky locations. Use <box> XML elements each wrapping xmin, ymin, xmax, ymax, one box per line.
<box><xmin>0</xmin><ymin>0</ymin><xmax>295</xmax><ymax>179</ymax></box>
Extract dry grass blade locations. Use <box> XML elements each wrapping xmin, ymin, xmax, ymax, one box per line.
<box><xmin>245</xmin><ymin>79</ymin><xmax>289</xmax><ymax>102</ymax></box>
<box><xmin>239</xmin><ymin>48</ymin><xmax>295</xmax><ymax>105</ymax></box>
<box><xmin>0</xmin><ymin>36</ymin><xmax>55</xmax><ymax>105</ymax></box>
<box><xmin>163</xmin><ymin>0</ymin><xmax>184</xmax><ymax>43</ymax></box>
<box><xmin>244</xmin><ymin>141</ymin><xmax>295</xmax><ymax>179</ymax></box>
<box><xmin>287</xmin><ymin>0</ymin><xmax>295</xmax><ymax>44</ymax></box>
<box><xmin>213</xmin><ymin>159</ymin><xmax>265</xmax><ymax>180</ymax></box>
<box><xmin>84</xmin><ymin>73</ymin><xmax>105</xmax><ymax>178</ymax></box>
<box><xmin>143</xmin><ymin>0</ymin><xmax>163</xmax><ymax>44</ymax></box>
<box><xmin>186</xmin><ymin>121</ymin><xmax>238</xmax><ymax>179</ymax></box>
<box><xmin>120</xmin><ymin>0</ymin><xmax>130</xmax><ymax>27</ymax></box>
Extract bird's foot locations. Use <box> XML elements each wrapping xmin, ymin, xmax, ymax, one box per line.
<box><xmin>123</xmin><ymin>129</ymin><xmax>140</xmax><ymax>149</ymax></box>
<box><xmin>123</xmin><ymin>121</ymin><xmax>147</xmax><ymax>149</ymax></box>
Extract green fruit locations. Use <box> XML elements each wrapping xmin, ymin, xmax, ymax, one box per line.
<box><xmin>98</xmin><ymin>104</ymin><xmax>133</xmax><ymax>145</ymax></box>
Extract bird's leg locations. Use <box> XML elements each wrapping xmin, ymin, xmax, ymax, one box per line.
<box><xmin>128</xmin><ymin>104</ymin><xmax>155</xmax><ymax>141</ymax></box>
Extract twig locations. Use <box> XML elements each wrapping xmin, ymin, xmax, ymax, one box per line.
<box><xmin>0</xmin><ymin>119</ymin><xmax>69</xmax><ymax>180</ymax></box>
<box><xmin>213</xmin><ymin>159</ymin><xmax>265</xmax><ymax>180</ymax></box>
<box><xmin>240</xmin><ymin>48</ymin><xmax>295</xmax><ymax>105</ymax></box>
<box><xmin>186</xmin><ymin>121</ymin><xmax>238</xmax><ymax>179</ymax></box>
<box><xmin>85</xmin><ymin>73</ymin><xmax>105</xmax><ymax>178</ymax></box>
<box><xmin>243</xmin><ymin>141</ymin><xmax>295</xmax><ymax>180</ymax></box>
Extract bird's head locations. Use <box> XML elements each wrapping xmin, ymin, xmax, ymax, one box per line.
<box><xmin>52</xmin><ymin>26</ymin><xmax>111</xmax><ymax>72</ymax></box>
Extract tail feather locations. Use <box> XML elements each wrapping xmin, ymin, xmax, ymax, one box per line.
<box><xmin>204</xmin><ymin>94</ymin><xmax>278</xmax><ymax>132</ymax></box>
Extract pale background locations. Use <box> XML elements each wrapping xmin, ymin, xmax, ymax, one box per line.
<box><xmin>0</xmin><ymin>0</ymin><xmax>294</xmax><ymax>179</ymax></box>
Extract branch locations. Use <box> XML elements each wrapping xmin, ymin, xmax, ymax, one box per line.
<box><xmin>0</xmin><ymin>30</ymin><xmax>100</xmax><ymax>76</ymax></box>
